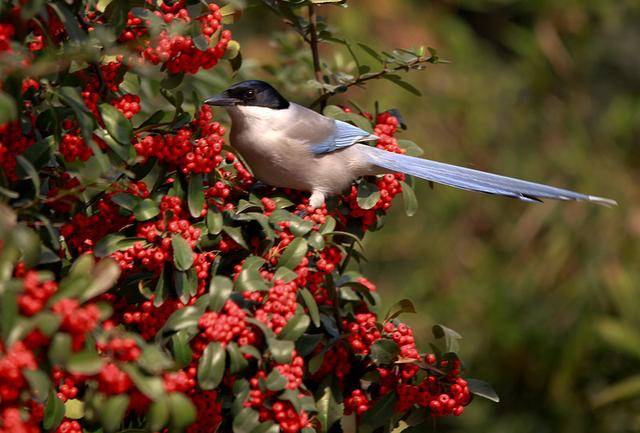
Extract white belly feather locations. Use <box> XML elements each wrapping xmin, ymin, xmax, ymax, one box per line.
<box><xmin>227</xmin><ymin>104</ymin><xmax>374</xmax><ymax>195</ymax></box>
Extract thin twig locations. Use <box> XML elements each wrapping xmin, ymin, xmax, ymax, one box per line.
<box><xmin>307</xmin><ymin>4</ymin><xmax>324</xmax><ymax>87</ymax></box>
<box><xmin>338</xmin><ymin>240</ymin><xmax>355</xmax><ymax>274</ymax></box>
<box><xmin>310</xmin><ymin>55</ymin><xmax>434</xmax><ymax>108</ymax></box>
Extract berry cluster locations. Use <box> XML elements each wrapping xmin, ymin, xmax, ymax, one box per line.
<box><xmin>246</xmin><ymin>365</ymin><xmax>312</xmax><ymax>433</ymax></box>
<box><xmin>342</xmin><ymin>112</ymin><xmax>407</xmax><ymax>230</ymax></box>
<box><xmin>196</xmin><ymin>300</ymin><xmax>257</xmax><ymax>347</ymax></box>
<box><xmin>111</xmin><ymin>94</ymin><xmax>141</xmax><ymax>119</ymax></box>
<box><xmin>135</xmin><ymin>106</ymin><xmax>234</xmax><ymax>175</ymax></box>
<box><xmin>0</xmin><ymin>119</ymin><xmax>34</xmax><ymax>181</ymax></box>
<box><xmin>17</xmin><ymin>270</ymin><xmax>57</xmax><ymax>316</ymax></box>
<box><xmin>141</xmin><ymin>3</ymin><xmax>231</xmax><ymax>75</ymax></box>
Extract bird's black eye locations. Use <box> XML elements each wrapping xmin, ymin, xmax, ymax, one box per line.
<box><xmin>244</xmin><ymin>89</ymin><xmax>256</xmax><ymax>99</ymax></box>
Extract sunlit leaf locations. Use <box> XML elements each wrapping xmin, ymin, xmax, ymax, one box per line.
<box><xmin>172</xmin><ymin>235</ymin><xmax>194</xmax><ymax>271</ymax></box>
<box><xmin>198</xmin><ymin>342</ymin><xmax>226</xmax><ymax>390</ymax></box>
<box><xmin>100</xmin><ymin>103</ymin><xmax>133</xmax><ymax>145</ymax></box>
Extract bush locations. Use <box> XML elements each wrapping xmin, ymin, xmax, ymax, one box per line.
<box><xmin>0</xmin><ymin>1</ymin><xmax>495</xmax><ymax>432</ymax></box>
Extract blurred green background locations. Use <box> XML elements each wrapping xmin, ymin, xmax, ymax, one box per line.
<box><xmin>229</xmin><ymin>1</ymin><xmax>640</xmax><ymax>432</ymax></box>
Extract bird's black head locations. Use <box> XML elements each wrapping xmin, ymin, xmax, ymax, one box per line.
<box><xmin>204</xmin><ymin>80</ymin><xmax>290</xmax><ymax>110</ymax></box>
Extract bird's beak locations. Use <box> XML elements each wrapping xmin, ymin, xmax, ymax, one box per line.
<box><xmin>204</xmin><ymin>94</ymin><xmax>241</xmax><ymax>106</ymax></box>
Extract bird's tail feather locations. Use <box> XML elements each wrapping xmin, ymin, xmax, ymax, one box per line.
<box><xmin>356</xmin><ymin>144</ymin><xmax>617</xmax><ymax>206</ymax></box>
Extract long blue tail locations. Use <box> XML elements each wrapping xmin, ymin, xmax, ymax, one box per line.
<box><xmin>357</xmin><ymin>144</ymin><xmax>616</xmax><ymax>206</ymax></box>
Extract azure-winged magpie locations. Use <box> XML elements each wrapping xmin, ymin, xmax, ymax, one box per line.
<box><xmin>205</xmin><ymin>80</ymin><xmax>616</xmax><ymax>209</ymax></box>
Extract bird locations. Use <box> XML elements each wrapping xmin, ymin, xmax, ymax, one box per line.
<box><xmin>204</xmin><ymin>80</ymin><xmax>616</xmax><ymax>209</ymax></box>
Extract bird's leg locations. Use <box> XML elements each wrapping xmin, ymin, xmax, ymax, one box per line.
<box><xmin>309</xmin><ymin>190</ymin><xmax>326</xmax><ymax>209</ymax></box>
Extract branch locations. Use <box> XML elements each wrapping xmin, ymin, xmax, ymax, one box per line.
<box><xmin>310</xmin><ymin>55</ymin><xmax>435</xmax><ymax>109</ymax></box>
<box><xmin>307</xmin><ymin>4</ymin><xmax>324</xmax><ymax>87</ymax></box>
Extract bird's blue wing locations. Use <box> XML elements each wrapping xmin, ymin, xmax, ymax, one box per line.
<box><xmin>311</xmin><ymin>120</ymin><xmax>377</xmax><ymax>155</ymax></box>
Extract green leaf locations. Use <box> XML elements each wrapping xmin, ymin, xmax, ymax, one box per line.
<box><xmin>133</xmin><ymin>199</ymin><xmax>160</xmax><ymax>221</ymax></box>
<box><xmin>0</xmin><ymin>92</ymin><xmax>17</xmax><ymax>123</ymax></box>
<box><xmin>308</xmin><ymin>353</ymin><xmax>324</xmax><ymax>374</ymax></box>
<box><xmin>206</xmin><ymin>208</ymin><xmax>224</xmax><ymax>235</ymax></box>
<box><xmin>64</xmin><ymin>399</ymin><xmax>84</xmax><ymax>419</ymax></box>
<box><xmin>81</xmin><ymin>258</ymin><xmax>121</xmax><ymax>301</ymax></box>
<box><xmin>163</xmin><ymin>306</ymin><xmax>202</xmax><ymax>334</ymax></box>
<box><xmin>188</xmin><ymin>174</ymin><xmax>205</xmax><ymax>218</ymax></box>
<box><xmin>322</xmin><ymin>106</ymin><xmax>373</xmax><ymax>133</ymax></box>
<box><xmin>97</xmin><ymin>128</ymin><xmax>130</xmax><ymax>162</ymax></box>
<box><xmin>33</xmin><ymin>312</ymin><xmax>61</xmax><ymax>336</ymax></box>
<box><xmin>265</xmin><ymin>369</ymin><xmax>288</xmax><ymax>392</ymax></box>
<box><xmin>48</xmin><ymin>3</ymin><xmax>85</xmax><ymax>41</ymax></box>
<box><xmin>100</xmin><ymin>103</ymin><xmax>133</xmax><ymax>144</ymax></box>
<box><xmin>120</xmin><ymin>71</ymin><xmax>141</xmax><ymax>94</ymax></box>
<box><xmin>224</xmin><ymin>225</ymin><xmax>249</xmax><ymax>249</ymax></box>
<box><xmin>467</xmin><ymin>378</ymin><xmax>500</xmax><ymax>403</ymax></box>
<box><xmin>1</xmin><ymin>286</ymin><xmax>17</xmax><ymax>342</ymax></box>
<box><xmin>140</xmin><ymin>159</ymin><xmax>165</xmax><ymax>190</ymax></box>
<box><xmin>161</xmin><ymin>73</ymin><xmax>185</xmax><ymax>90</ymax></box>
<box><xmin>360</xmin><ymin>391</ymin><xmax>397</xmax><ymax>433</ymax></box>
<box><xmin>296</xmin><ymin>334</ymin><xmax>323</xmax><ymax>358</ymax></box>
<box><xmin>171</xmin><ymin>332</ymin><xmax>194</xmax><ymax>369</ymax></box>
<box><xmin>175</xmin><ymin>268</ymin><xmax>197</xmax><ymax>304</ymax></box>
<box><xmin>300</xmin><ymin>288</ymin><xmax>320</xmax><ymax>327</ymax></box>
<box><xmin>397</xmin><ymin>139</ymin><xmax>424</xmax><ymax>157</ymax></box>
<box><xmin>172</xmin><ymin>236</ymin><xmax>194</xmax><ymax>271</ymax></box>
<box><xmin>319</xmin><ymin>217</ymin><xmax>336</xmax><ymax>235</ymax></box>
<box><xmin>356</xmin><ymin>182</ymin><xmax>381</xmax><ymax>210</ymax></box>
<box><xmin>122</xmin><ymin>364</ymin><xmax>166</xmax><ymax>400</ymax></box>
<box><xmin>279</xmin><ymin>313</ymin><xmax>310</xmax><ymax>341</ymax></box>
<box><xmin>307</xmin><ymin>231</ymin><xmax>325</xmax><ymax>250</ymax></box>
<box><xmin>269</xmin><ymin>210</ymin><xmax>312</xmax><ymax>236</ymax></box>
<box><xmin>16</xmin><ymin>155</ymin><xmax>41</xmax><ymax>200</ymax></box>
<box><xmin>43</xmin><ymin>391</ymin><xmax>65</xmax><ymax>430</ymax></box>
<box><xmin>400</xmin><ymin>181</ymin><xmax>418</xmax><ymax>217</ymax></box>
<box><xmin>316</xmin><ymin>378</ymin><xmax>343</xmax><ymax>433</ymax></box>
<box><xmin>48</xmin><ymin>333</ymin><xmax>72</xmax><ymax>365</ymax></box>
<box><xmin>223</xmin><ymin>40</ymin><xmax>241</xmax><ymax>59</ymax></box>
<box><xmin>358</xmin><ymin>43</ymin><xmax>384</xmax><ymax>63</ymax></box>
<box><xmin>168</xmin><ymin>392</ymin><xmax>197</xmax><ymax>429</ymax></box>
<box><xmin>253</xmin><ymin>421</ymin><xmax>280</xmax><ymax>433</ymax></box>
<box><xmin>94</xmin><ymin>234</ymin><xmax>138</xmax><ymax>258</ymax></box>
<box><xmin>148</xmin><ymin>398</ymin><xmax>170</xmax><ymax>431</ymax></box>
<box><xmin>236</xmin><ymin>256</ymin><xmax>267</xmax><ymax>292</ymax></box>
<box><xmin>382</xmin><ymin>75</ymin><xmax>422</xmax><ymax>96</ymax></box>
<box><xmin>111</xmin><ymin>192</ymin><xmax>139</xmax><ymax>211</ymax></box>
<box><xmin>233</xmin><ymin>408</ymin><xmax>260</xmax><ymax>433</ymax></box>
<box><xmin>67</xmin><ymin>351</ymin><xmax>105</xmax><ymax>375</ymax></box>
<box><xmin>139</xmin><ymin>345</ymin><xmax>174</xmax><ymax>374</ymax></box>
<box><xmin>370</xmin><ymin>338</ymin><xmax>400</xmax><ymax>365</ymax></box>
<box><xmin>209</xmin><ymin>275</ymin><xmax>233</xmax><ymax>312</ymax></box>
<box><xmin>24</xmin><ymin>369</ymin><xmax>51</xmax><ymax>402</ymax></box>
<box><xmin>227</xmin><ymin>341</ymin><xmax>249</xmax><ymax>374</ymax></box>
<box><xmin>198</xmin><ymin>342</ymin><xmax>226</xmax><ymax>390</ymax></box>
<box><xmin>385</xmin><ymin>299</ymin><xmax>416</xmax><ymax>321</ymax></box>
<box><xmin>278</xmin><ymin>238</ymin><xmax>308</xmax><ymax>269</ymax></box>
<box><xmin>100</xmin><ymin>394</ymin><xmax>130</xmax><ymax>433</ymax></box>
<box><xmin>273</xmin><ymin>267</ymin><xmax>298</xmax><ymax>283</ymax></box>
<box><xmin>154</xmin><ymin>267</ymin><xmax>168</xmax><ymax>307</ymax></box>
<box><xmin>193</xmin><ymin>34</ymin><xmax>209</xmax><ymax>50</ymax></box>
<box><xmin>268</xmin><ymin>338</ymin><xmax>294</xmax><ymax>364</ymax></box>
<box><xmin>432</xmin><ymin>324</ymin><xmax>462</xmax><ymax>353</ymax></box>
<box><xmin>13</xmin><ymin>225</ymin><xmax>41</xmax><ymax>267</ymax></box>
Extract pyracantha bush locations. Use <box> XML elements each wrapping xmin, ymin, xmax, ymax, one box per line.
<box><xmin>0</xmin><ymin>1</ymin><xmax>497</xmax><ymax>432</ymax></box>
